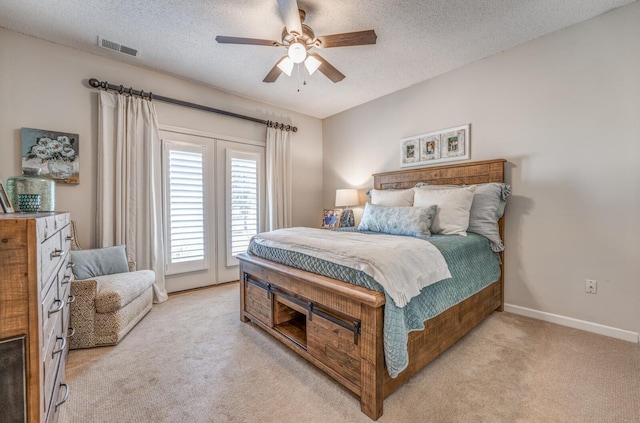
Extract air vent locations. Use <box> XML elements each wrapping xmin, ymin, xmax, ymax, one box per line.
<box><xmin>97</xmin><ymin>36</ymin><xmax>139</xmax><ymax>57</ymax></box>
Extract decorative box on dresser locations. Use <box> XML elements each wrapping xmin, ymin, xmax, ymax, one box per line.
<box><xmin>0</xmin><ymin>212</ymin><xmax>73</xmax><ymax>423</ymax></box>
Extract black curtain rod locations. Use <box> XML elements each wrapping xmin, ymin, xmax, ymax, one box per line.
<box><xmin>88</xmin><ymin>78</ymin><xmax>298</xmax><ymax>132</ymax></box>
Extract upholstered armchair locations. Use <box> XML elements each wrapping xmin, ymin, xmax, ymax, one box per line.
<box><xmin>68</xmin><ymin>240</ymin><xmax>155</xmax><ymax>349</ymax></box>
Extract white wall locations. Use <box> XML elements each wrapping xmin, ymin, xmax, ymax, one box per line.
<box><xmin>0</xmin><ymin>28</ymin><xmax>323</xmax><ymax>251</ymax></box>
<box><xmin>323</xmin><ymin>3</ymin><xmax>640</xmax><ymax>335</ymax></box>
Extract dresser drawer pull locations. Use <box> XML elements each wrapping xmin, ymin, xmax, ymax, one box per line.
<box><xmin>51</xmin><ymin>249</ymin><xmax>66</xmax><ymax>259</ymax></box>
<box><xmin>68</xmin><ymin>327</ymin><xmax>76</xmax><ymax>338</ymax></box>
<box><xmin>55</xmin><ymin>383</ymin><xmax>70</xmax><ymax>409</ymax></box>
<box><xmin>52</xmin><ymin>336</ymin><xmax>67</xmax><ymax>357</ymax></box>
<box><xmin>67</xmin><ymin>294</ymin><xmax>76</xmax><ymax>304</ymax></box>
<box><xmin>48</xmin><ymin>299</ymin><xmax>65</xmax><ymax>316</ymax></box>
<box><xmin>67</xmin><ymin>261</ymin><xmax>75</xmax><ymax>269</ymax></box>
<box><xmin>61</xmin><ymin>275</ymin><xmax>71</xmax><ymax>285</ymax></box>
<box><xmin>66</xmin><ymin>235</ymin><xmax>75</xmax><ymax>241</ymax></box>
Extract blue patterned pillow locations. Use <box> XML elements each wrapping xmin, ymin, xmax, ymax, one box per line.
<box><xmin>357</xmin><ymin>203</ymin><xmax>437</xmax><ymax>237</ymax></box>
<box><xmin>70</xmin><ymin>245</ymin><xmax>130</xmax><ymax>280</ymax></box>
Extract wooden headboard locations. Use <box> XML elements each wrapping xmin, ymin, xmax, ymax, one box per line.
<box><xmin>373</xmin><ymin>158</ymin><xmax>508</xmax><ymax>310</ymax></box>
<box><xmin>373</xmin><ymin>159</ymin><xmax>506</xmax><ymax>190</ymax></box>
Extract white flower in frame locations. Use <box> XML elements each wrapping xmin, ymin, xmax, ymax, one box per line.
<box><xmin>57</xmin><ymin>135</ymin><xmax>71</xmax><ymax>145</ymax></box>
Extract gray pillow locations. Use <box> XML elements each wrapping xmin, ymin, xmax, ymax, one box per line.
<box><xmin>468</xmin><ymin>183</ymin><xmax>510</xmax><ymax>251</ymax></box>
<box><xmin>70</xmin><ymin>245</ymin><xmax>130</xmax><ymax>280</ymax></box>
<box><xmin>414</xmin><ymin>182</ymin><xmax>510</xmax><ymax>251</ymax></box>
<box><xmin>358</xmin><ymin>203</ymin><xmax>437</xmax><ymax>237</ymax></box>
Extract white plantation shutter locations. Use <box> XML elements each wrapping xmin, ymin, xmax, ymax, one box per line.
<box><xmin>163</xmin><ymin>140</ymin><xmax>209</xmax><ymax>274</ymax></box>
<box><xmin>227</xmin><ymin>150</ymin><xmax>260</xmax><ymax>266</ymax></box>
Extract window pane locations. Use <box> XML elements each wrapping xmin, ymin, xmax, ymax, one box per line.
<box><xmin>229</xmin><ymin>156</ymin><xmax>258</xmax><ymax>260</ymax></box>
<box><xmin>168</xmin><ymin>148</ymin><xmax>205</xmax><ymax>267</ymax></box>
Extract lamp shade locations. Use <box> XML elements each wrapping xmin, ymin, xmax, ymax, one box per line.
<box><xmin>277</xmin><ymin>57</ymin><xmax>294</xmax><ymax>76</ymax></box>
<box><xmin>335</xmin><ymin>189</ymin><xmax>359</xmax><ymax>207</ymax></box>
<box><xmin>304</xmin><ymin>54</ymin><xmax>321</xmax><ymax>75</ymax></box>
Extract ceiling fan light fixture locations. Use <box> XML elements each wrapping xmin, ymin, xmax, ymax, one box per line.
<box><xmin>287</xmin><ymin>42</ymin><xmax>307</xmax><ymax>64</ymax></box>
<box><xmin>304</xmin><ymin>54</ymin><xmax>321</xmax><ymax>75</ymax></box>
<box><xmin>277</xmin><ymin>57</ymin><xmax>294</xmax><ymax>76</ymax></box>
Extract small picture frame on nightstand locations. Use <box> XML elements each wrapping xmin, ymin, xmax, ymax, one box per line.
<box><xmin>321</xmin><ymin>209</ymin><xmax>342</xmax><ymax>229</ymax></box>
<box><xmin>0</xmin><ymin>182</ymin><xmax>14</xmax><ymax>213</ymax></box>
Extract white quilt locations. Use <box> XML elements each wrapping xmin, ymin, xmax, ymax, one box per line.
<box><xmin>250</xmin><ymin>227</ymin><xmax>451</xmax><ymax>307</ymax></box>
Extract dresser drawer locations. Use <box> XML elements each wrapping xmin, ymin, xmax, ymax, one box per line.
<box><xmin>40</xmin><ymin>232</ymin><xmax>64</xmax><ymax>290</ymax></box>
<box><xmin>45</xmin><ymin>356</ymin><xmax>69</xmax><ymax>423</ymax></box>
<box><xmin>41</xmin><ymin>274</ymin><xmax>63</xmax><ymax>356</ymax></box>
<box><xmin>37</xmin><ymin>214</ymin><xmax>70</xmax><ymax>241</ymax></box>
<box><xmin>60</xmin><ymin>221</ymin><xmax>73</xmax><ymax>248</ymax></box>
<box><xmin>42</xmin><ymin>321</ymin><xmax>63</xmax><ymax>418</ymax></box>
<box><xmin>44</xmin><ymin>298</ymin><xmax>68</xmax><ymax>419</ymax></box>
<box><xmin>58</xmin><ymin>263</ymin><xmax>72</xmax><ymax>305</ymax></box>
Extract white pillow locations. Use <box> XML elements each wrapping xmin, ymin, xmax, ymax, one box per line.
<box><xmin>413</xmin><ymin>186</ymin><xmax>477</xmax><ymax>235</ymax></box>
<box><xmin>370</xmin><ymin>188</ymin><xmax>414</xmax><ymax>206</ymax></box>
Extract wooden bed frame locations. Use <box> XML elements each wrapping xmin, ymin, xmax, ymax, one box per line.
<box><xmin>237</xmin><ymin>159</ymin><xmax>506</xmax><ymax>420</ymax></box>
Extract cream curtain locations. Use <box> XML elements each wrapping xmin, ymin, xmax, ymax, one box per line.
<box><xmin>265</xmin><ymin>126</ymin><xmax>292</xmax><ymax>231</ymax></box>
<box><xmin>97</xmin><ymin>91</ymin><xmax>168</xmax><ymax>303</ymax></box>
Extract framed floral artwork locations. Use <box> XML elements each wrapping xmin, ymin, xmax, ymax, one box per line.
<box><xmin>21</xmin><ymin>127</ymin><xmax>79</xmax><ymax>184</ymax></box>
<box><xmin>400</xmin><ymin>124</ymin><xmax>470</xmax><ymax>167</ymax></box>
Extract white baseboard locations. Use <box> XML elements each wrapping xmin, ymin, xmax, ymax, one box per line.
<box><xmin>504</xmin><ymin>304</ymin><xmax>639</xmax><ymax>343</ymax></box>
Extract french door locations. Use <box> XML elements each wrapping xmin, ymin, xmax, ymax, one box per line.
<box><xmin>159</xmin><ymin>127</ymin><xmax>265</xmax><ymax>293</ymax></box>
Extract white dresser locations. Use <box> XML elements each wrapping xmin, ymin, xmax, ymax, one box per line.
<box><xmin>0</xmin><ymin>212</ymin><xmax>73</xmax><ymax>423</ymax></box>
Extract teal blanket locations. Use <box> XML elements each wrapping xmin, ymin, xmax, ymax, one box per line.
<box><xmin>247</xmin><ymin>231</ymin><xmax>501</xmax><ymax>378</ymax></box>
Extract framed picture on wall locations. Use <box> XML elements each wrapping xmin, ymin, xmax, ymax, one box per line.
<box><xmin>400</xmin><ymin>124</ymin><xmax>470</xmax><ymax>167</ymax></box>
<box><xmin>21</xmin><ymin>128</ymin><xmax>80</xmax><ymax>184</ymax></box>
<box><xmin>400</xmin><ymin>138</ymin><xmax>419</xmax><ymax>167</ymax></box>
<box><xmin>419</xmin><ymin>134</ymin><xmax>440</xmax><ymax>162</ymax></box>
<box><xmin>440</xmin><ymin>125</ymin><xmax>468</xmax><ymax>159</ymax></box>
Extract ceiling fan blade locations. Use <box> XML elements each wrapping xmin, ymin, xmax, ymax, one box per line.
<box><xmin>277</xmin><ymin>0</ymin><xmax>302</xmax><ymax>36</ymax></box>
<box><xmin>216</xmin><ymin>36</ymin><xmax>281</xmax><ymax>47</ymax></box>
<box><xmin>315</xmin><ymin>30</ymin><xmax>377</xmax><ymax>48</ymax></box>
<box><xmin>308</xmin><ymin>52</ymin><xmax>345</xmax><ymax>83</ymax></box>
<box><xmin>263</xmin><ymin>56</ymin><xmax>287</xmax><ymax>83</ymax></box>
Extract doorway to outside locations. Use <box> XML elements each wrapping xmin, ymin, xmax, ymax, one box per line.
<box><xmin>159</xmin><ymin>127</ymin><xmax>265</xmax><ymax>293</ymax></box>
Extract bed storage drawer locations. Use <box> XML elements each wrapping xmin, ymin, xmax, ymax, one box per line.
<box><xmin>243</xmin><ymin>271</ymin><xmax>363</xmax><ymax>387</ymax></box>
<box><xmin>307</xmin><ymin>310</ymin><xmax>362</xmax><ymax>387</ymax></box>
<box><xmin>243</xmin><ymin>277</ymin><xmax>272</xmax><ymax>326</ymax></box>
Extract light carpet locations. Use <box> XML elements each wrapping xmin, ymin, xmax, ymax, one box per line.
<box><xmin>59</xmin><ymin>282</ymin><xmax>640</xmax><ymax>423</ymax></box>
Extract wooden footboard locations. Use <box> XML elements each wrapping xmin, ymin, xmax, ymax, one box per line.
<box><xmin>239</xmin><ymin>253</ymin><xmax>502</xmax><ymax>420</ymax></box>
<box><xmin>239</xmin><ymin>253</ymin><xmax>387</xmax><ymax>419</ymax></box>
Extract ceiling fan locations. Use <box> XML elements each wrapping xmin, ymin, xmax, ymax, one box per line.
<box><xmin>215</xmin><ymin>0</ymin><xmax>377</xmax><ymax>83</ymax></box>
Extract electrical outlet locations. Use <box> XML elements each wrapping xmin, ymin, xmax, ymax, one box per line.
<box><xmin>585</xmin><ymin>279</ymin><xmax>597</xmax><ymax>294</ymax></box>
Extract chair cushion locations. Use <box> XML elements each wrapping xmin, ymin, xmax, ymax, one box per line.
<box><xmin>92</xmin><ymin>270</ymin><xmax>156</xmax><ymax>314</ymax></box>
<box><xmin>70</xmin><ymin>245</ymin><xmax>130</xmax><ymax>280</ymax></box>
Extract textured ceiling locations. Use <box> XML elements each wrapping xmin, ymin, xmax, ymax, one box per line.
<box><xmin>0</xmin><ymin>0</ymin><xmax>635</xmax><ymax>118</ymax></box>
